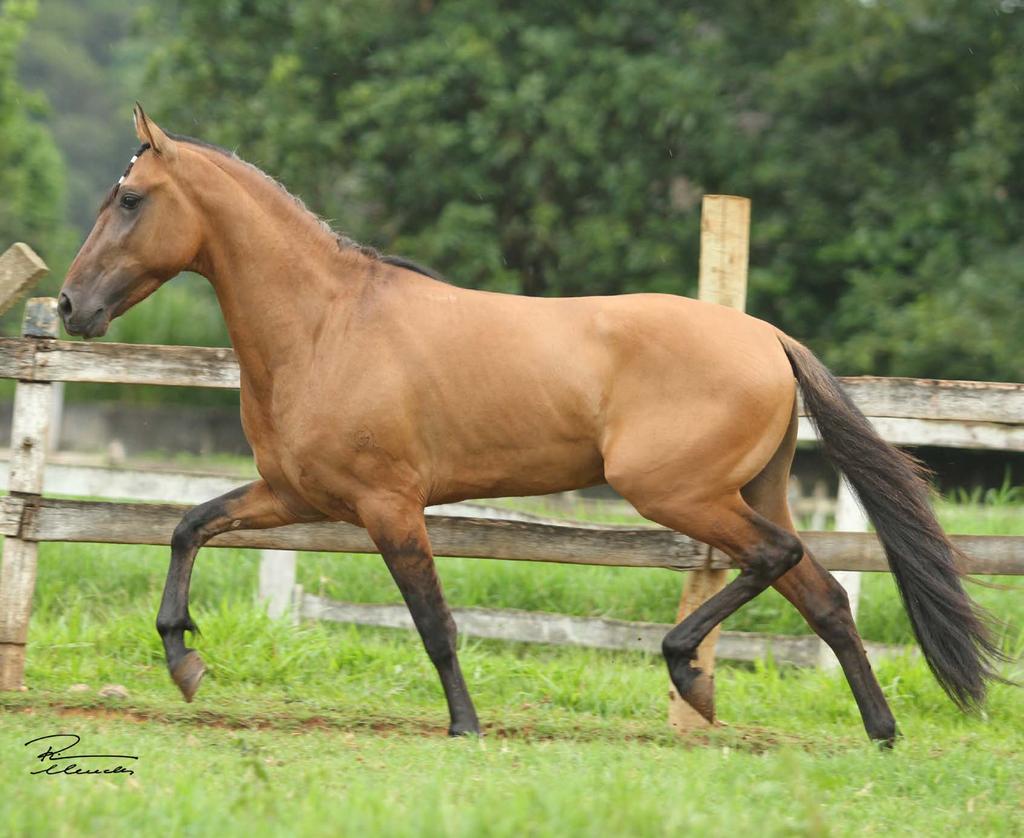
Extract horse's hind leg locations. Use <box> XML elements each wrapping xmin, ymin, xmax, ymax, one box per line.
<box><xmin>742</xmin><ymin>452</ymin><xmax>898</xmax><ymax>744</ymax></box>
<box><xmin>773</xmin><ymin>556</ymin><xmax>897</xmax><ymax>744</ymax></box>
<box><xmin>645</xmin><ymin>494</ymin><xmax>805</xmax><ymax>722</ymax></box>
<box><xmin>157</xmin><ymin>480</ymin><xmax>301</xmax><ymax>701</ymax></box>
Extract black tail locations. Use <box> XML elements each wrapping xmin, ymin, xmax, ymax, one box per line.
<box><xmin>779</xmin><ymin>334</ymin><xmax>1005</xmax><ymax>710</ymax></box>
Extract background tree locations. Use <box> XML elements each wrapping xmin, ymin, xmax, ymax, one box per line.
<box><xmin>12</xmin><ymin>0</ymin><xmax>1024</xmax><ymax>384</ymax></box>
<box><xmin>0</xmin><ymin>0</ymin><xmax>71</xmax><ymax>273</ymax></box>
<box><xmin>18</xmin><ymin>0</ymin><xmax>146</xmax><ymax>234</ymax></box>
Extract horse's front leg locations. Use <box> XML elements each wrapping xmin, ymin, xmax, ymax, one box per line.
<box><xmin>157</xmin><ymin>480</ymin><xmax>302</xmax><ymax>701</ymax></box>
<box><xmin>359</xmin><ymin>494</ymin><xmax>480</xmax><ymax>736</ymax></box>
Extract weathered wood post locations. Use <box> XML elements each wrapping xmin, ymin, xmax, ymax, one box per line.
<box><xmin>669</xmin><ymin>195</ymin><xmax>751</xmax><ymax>733</ymax></box>
<box><xmin>0</xmin><ymin>297</ymin><xmax>58</xmax><ymax>690</ymax></box>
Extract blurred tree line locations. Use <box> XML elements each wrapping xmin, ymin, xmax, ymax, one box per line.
<box><xmin>0</xmin><ymin>0</ymin><xmax>72</xmax><ymax>276</ymax></box>
<box><xmin>5</xmin><ymin>0</ymin><xmax>1024</xmax><ymax>389</ymax></box>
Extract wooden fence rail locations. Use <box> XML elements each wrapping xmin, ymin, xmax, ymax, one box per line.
<box><xmin>2</xmin><ymin>496</ymin><xmax>1020</xmax><ymax>575</ymax></box>
<box><xmin>297</xmin><ymin>597</ymin><xmax>908</xmax><ymax>668</ymax></box>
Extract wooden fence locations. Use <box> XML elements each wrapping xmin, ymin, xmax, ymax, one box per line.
<box><xmin>0</xmin><ymin>240</ymin><xmax>1021</xmax><ymax>709</ymax></box>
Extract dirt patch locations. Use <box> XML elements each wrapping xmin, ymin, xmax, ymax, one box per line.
<box><xmin>16</xmin><ymin>702</ymin><xmax>452</xmax><ymax>738</ymax></box>
<box><xmin>8</xmin><ymin>699</ymin><xmax>820</xmax><ymax>751</ymax></box>
<box><xmin>34</xmin><ymin>705</ymin><xmax>155</xmax><ymax>726</ymax></box>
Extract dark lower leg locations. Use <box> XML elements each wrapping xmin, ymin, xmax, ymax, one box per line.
<box><xmin>387</xmin><ymin>561</ymin><xmax>479</xmax><ymax>736</ymax></box>
<box><xmin>156</xmin><ymin>532</ymin><xmax>204</xmax><ymax>700</ymax></box>
<box><xmin>738</xmin><ymin>420</ymin><xmax>897</xmax><ymax>744</ymax></box>
<box><xmin>774</xmin><ymin>557</ymin><xmax>897</xmax><ymax>745</ymax></box>
<box><xmin>156</xmin><ymin>481</ymin><xmax>297</xmax><ymax>701</ymax></box>
<box><xmin>366</xmin><ymin>511</ymin><xmax>479</xmax><ymax>736</ymax></box>
<box><xmin>662</xmin><ymin>507</ymin><xmax>804</xmax><ymax>722</ymax></box>
<box><xmin>664</xmin><ymin>568</ymin><xmax>792</xmax><ymax>721</ymax></box>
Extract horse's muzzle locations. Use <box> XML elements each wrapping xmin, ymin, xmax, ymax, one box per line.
<box><xmin>58</xmin><ymin>291</ymin><xmax>110</xmax><ymax>339</ymax></box>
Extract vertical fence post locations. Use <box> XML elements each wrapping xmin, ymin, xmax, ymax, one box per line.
<box><xmin>668</xmin><ymin>195</ymin><xmax>751</xmax><ymax>733</ymax></box>
<box><xmin>818</xmin><ymin>477</ymin><xmax>866</xmax><ymax>668</ymax></box>
<box><xmin>258</xmin><ymin>550</ymin><xmax>298</xmax><ymax>620</ymax></box>
<box><xmin>0</xmin><ymin>297</ymin><xmax>58</xmax><ymax>690</ymax></box>
<box><xmin>48</xmin><ymin>382</ymin><xmax>64</xmax><ymax>453</ymax></box>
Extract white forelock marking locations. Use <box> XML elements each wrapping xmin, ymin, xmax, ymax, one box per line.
<box><xmin>117</xmin><ymin>153</ymin><xmax>140</xmax><ymax>187</ymax></box>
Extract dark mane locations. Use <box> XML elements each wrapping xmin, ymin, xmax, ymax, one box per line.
<box><xmin>379</xmin><ymin>255</ymin><xmax>447</xmax><ymax>282</ymax></box>
<box><xmin>101</xmin><ymin>130</ymin><xmax>447</xmax><ymax>283</ymax></box>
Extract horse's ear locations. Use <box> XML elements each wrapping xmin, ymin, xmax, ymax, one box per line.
<box><xmin>132</xmin><ymin>103</ymin><xmax>178</xmax><ymax>161</ymax></box>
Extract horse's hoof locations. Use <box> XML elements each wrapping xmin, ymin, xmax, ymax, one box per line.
<box><xmin>171</xmin><ymin>651</ymin><xmax>206</xmax><ymax>703</ymax></box>
<box><xmin>448</xmin><ymin>721</ymin><xmax>481</xmax><ymax>737</ymax></box>
<box><xmin>681</xmin><ymin>673</ymin><xmax>716</xmax><ymax>723</ymax></box>
<box><xmin>669</xmin><ymin>662</ymin><xmax>716</xmax><ymax>724</ymax></box>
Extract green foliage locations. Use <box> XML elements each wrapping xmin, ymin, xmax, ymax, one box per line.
<box><xmin>138</xmin><ymin>0</ymin><xmax>1024</xmax><ymax>382</ymax></box>
<box><xmin>18</xmin><ymin>0</ymin><xmax>147</xmax><ymax>238</ymax></box>
<box><xmin>7</xmin><ymin>1</ymin><xmax>1022</xmax><ymax>388</ymax></box>
<box><xmin>739</xmin><ymin>0</ymin><xmax>1024</xmax><ymax>381</ymax></box>
<box><xmin>0</xmin><ymin>0</ymin><xmax>72</xmax><ymax>273</ymax></box>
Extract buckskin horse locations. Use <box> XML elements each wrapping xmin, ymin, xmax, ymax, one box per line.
<box><xmin>58</xmin><ymin>106</ymin><xmax>1002</xmax><ymax>744</ymax></box>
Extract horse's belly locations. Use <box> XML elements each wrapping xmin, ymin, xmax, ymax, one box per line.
<box><xmin>428</xmin><ymin>437</ymin><xmax>605</xmax><ymax>504</ymax></box>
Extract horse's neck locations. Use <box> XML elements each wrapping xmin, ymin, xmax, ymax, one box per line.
<box><xmin>198</xmin><ymin>215</ymin><xmax>365</xmax><ymax>395</ymax></box>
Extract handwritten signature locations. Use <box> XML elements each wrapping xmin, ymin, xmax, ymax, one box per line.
<box><xmin>24</xmin><ymin>733</ymin><xmax>138</xmax><ymax>776</ymax></box>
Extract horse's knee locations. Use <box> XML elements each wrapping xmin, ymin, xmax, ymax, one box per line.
<box><xmin>171</xmin><ymin>521</ymin><xmax>195</xmax><ymax>555</ymax></box>
<box><xmin>171</xmin><ymin>509</ymin><xmax>205</xmax><ymax>553</ymax></box>
<box><xmin>171</xmin><ymin>497</ymin><xmax>227</xmax><ymax>554</ymax></box>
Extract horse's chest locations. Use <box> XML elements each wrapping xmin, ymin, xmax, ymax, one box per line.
<box><xmin>239</xmin><ymin>378</ymin><xmax>409</xmax><ymax>515</ymax></box>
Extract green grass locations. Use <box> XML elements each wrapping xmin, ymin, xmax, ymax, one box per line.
<box><xmin>1</xmin><ymin>496</ymin><xmax>1021</xmax><ymax>836</ymax></box>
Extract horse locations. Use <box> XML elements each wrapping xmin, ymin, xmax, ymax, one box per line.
<box><xmin>58</xmin><ymin>105</ymin><xmax>1002</xmax><ymax>744</ymax></box>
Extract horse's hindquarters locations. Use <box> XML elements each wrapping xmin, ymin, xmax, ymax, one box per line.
<box><xmin>597</xmin><ymin>298</ymin><xmax>797</xmax><ymax>520</ymax></box>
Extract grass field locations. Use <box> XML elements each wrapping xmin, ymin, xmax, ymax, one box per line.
<box><xmin>1</xmin><ymin>496</ymin><xmax>1021</xmax><ymax>836</ymax></box>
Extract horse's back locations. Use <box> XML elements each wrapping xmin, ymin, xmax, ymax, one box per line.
<box><xmin>310</xmin><ymin>279</ymin><xmax>797</xmax><ymax>506</ymax></box>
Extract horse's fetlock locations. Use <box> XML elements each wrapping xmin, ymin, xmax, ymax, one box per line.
<box><xmin>156</xmin><ymin>613</ymin><xmax>197</xmax><ymax>637</ymax></box>
<box><xmin>662</xmin><ymin>633</ymin><xmax>696</xmax><ymax>664</ymax></box>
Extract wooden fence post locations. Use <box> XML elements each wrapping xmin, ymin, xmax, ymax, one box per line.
<box><xmin>669</xmin><ymin>195</ymin><xmax>751</xmax><ymax>733</ymax></box>
<box><xmin>818</xmin><ymin>477</ymin><xmax>866</xmax><ymax>668</ymax></box>
<box><xmin>258</xmin><ymin>550</ymin><xmax>298</xmax><ymax>620</ymax></box>
<box><xmin>0</xmin><ymin>297</ymin><xmax>58</xmax><ymax>690</ymax></box>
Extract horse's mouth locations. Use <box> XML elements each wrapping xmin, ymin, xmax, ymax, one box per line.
<box><xmin>63</xmin><ymin>308</ymin><xmax>110</xmax><ymax>339</ymax></box>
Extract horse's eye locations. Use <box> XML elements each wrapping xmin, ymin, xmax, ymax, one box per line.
<box><xmin>120</xmin><ymin>193</ymin><xmax>141</xmax><ymax>210</ymax></box>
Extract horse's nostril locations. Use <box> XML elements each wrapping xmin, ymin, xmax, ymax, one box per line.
<box><xmin>58</xmin><ymin>293</ymin><xmax>72</xmax><ymax>317</ymax></box>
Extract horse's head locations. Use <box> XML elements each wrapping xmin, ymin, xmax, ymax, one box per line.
<box><xmin>59</xmin><ymin>105</ymin><xmax>204</xmax><ymax>338</ymax></box>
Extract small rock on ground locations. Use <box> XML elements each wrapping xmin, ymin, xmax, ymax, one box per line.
<box><xmin>98</xmin><ymin>684</ymin><xmax>129</xmax><ymax>699</ymax></box>
<box><xmin>68</xmin><ymin>683</ymin><xmax>91</xmax><ymax>693</ymax></box>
